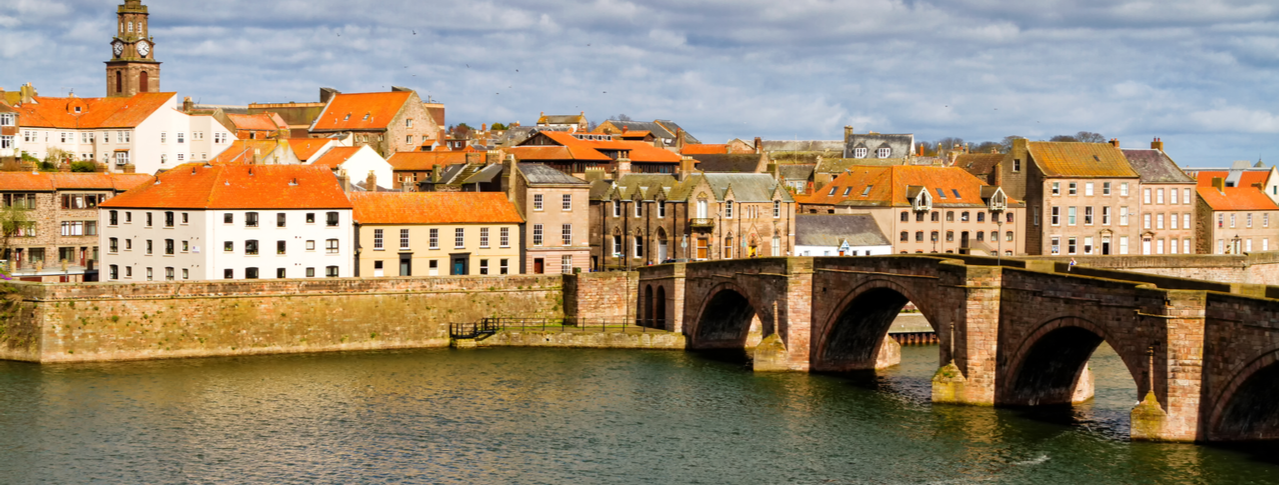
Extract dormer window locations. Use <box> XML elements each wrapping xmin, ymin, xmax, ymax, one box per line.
<box><xmin>878</xmin><ymin>148</ymin><xmax>891</xmax><ymax>158</ymax></box>
<box><xmin>861</xmin><ymin>185</ymin><xmax>873</xmax><ymax>196</ymax></box>
<box><xmin>74</xmin><ymin>107</ymin><xmax>81</xmax><ymax>114</ymax></box>
<box><xmin>363</xmin><ymin>113</ymin><xmax>370</xmax><ymax>121</ymax></box>
<box><xmin>842</xmin><ymin>187</ymin><xmax>852</xmax><ymax>196</ymax></box>
<box><xmin>828</xmin><ymin>186</ymin><xmax>838</xmax><ymax>196</ymax></box>
<box><xmin>853</xmin><ymin>148</ymin><xmax>867</xmax><ymax>158</ymax></box>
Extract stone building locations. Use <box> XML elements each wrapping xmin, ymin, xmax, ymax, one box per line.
<box><xmin>308</xmin><ymin>88</ymin><xmax>439</xmax><ymax>157</ymax></box>
<box><xmin>843</xmin><ymin>127</ymin><xmax>914</xmax><ymax>160</ymax></box>
<box><xmin>508</xmin><ymin>131</ymin><xmax>683</xmax><ymax>178</ymax></box>
<box><xmin>592</xmin><ymin>119</ymin><xmax>699</xmax><ymax>146</ymax></box>
<box><xmin>536</xmin><ymin>112</ymin><xmax>589</xmax><ymax>133</ymax></box>
<box><xmin>0</xmin><ymin>172</ymin><xmax>154</xmax><ymax>282</ymax></box>
<box><xmin>1195</xmin><ymin>179</ymin><xmax>1278</xmax><ymax>254</ymax></box>
<box><xmin>1123</xmin><ymin>140</ymin><xmax>1198</xmax><ymax>255</ymax></box>
<box><xmin>796</xmin><ymin>165</ymin><xmax>1024</xmax><ymax>255</ymax></box>
<box><xmin>386</xmin><ymin>151</ymin><xmax>469</xmax><ymax>191</ymax></box>
<box><xmin>793</xmin><ymin>214</ymin><xmax>892</xmax><ymax>256</ymax></box>
<box><xmin>350</xmin><ymin>192</ymin><xmax>522</xmax><ymax>277</ymax></box>
<box><xmin>510</xmin><ymin>163</ymin><xmax>591</xmax><ymax>274</ymax></box>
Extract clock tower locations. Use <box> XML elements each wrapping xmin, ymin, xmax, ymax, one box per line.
<box><xmin>105</xmin><ymin>0</ymin><xmax>161</xmax><ymax>97</ymax></box>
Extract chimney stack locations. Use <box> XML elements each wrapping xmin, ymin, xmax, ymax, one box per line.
<box><xmin>614</xmin><ymin>157</ymin><xmax>632</xmax><ymax>179</ymax></box>
<box><xmin>1151</xmin><ymin>137</ymin><xmax>1164</xmax><ymax>151</ymax></box>
<box><xmin>182</xmin><ymin>96</ymin><xmax>194</xmax><ymax>112</ymax></box>
<box><xmin>337</xmin><ymin>169</ymin><xmax>351</xmax><ymax>192</ymax></box>
<box><xmin>1109</xmin><ymin>138</ymin><xmax>1120</xmax><ymax>147</ymax></box>
<box><xmin>1211</xmin><ymin>177</ymin><xmax>1225</xmax><ymax>193</ymax></box>
<box><xmin>844</xmin><ymin>125</ymin><xmax>853</xmax><ymax>139</ymax></box>
<box><xmin>754</xmin><ymin>137</ymin><xmax>762</xmax><ymax>154</ymax></box>
<box><xmin>366</xmin><ymin>170</ymin><xmax>377</xmax><ymax>191</ymax></box>
<box><xmin>676</xmin><ymin>128</ymin><xmax>685</xmax><ymax>149</ymax></box>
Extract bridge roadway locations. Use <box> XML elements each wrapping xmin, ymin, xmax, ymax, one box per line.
<box><xmin>634</xmin><ymin>255</ymin><xmax>1278</xmax><ymax>443</ymax></box>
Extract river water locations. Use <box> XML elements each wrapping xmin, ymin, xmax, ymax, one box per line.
<box><xmin>0</xmin><ymin>344</ymin><xmax>1273</xmax><ymax>484</ymax></box>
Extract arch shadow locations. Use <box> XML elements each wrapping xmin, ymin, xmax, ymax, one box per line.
<box><xmin>1000</xmin><ymin>316</ymin><xmax>1144</xmax><ymax>408</ymax></box>
<box><xmin>689</xmin><ymin>282</ymin><xmax>768</xmax><ymax>351</ymax></box>
<box><xmin>814</xmin><ymin>279</ymin><xmax>940</xmax><ymax>373</ymax></box>
<box><xmin>1208</xmin><ymin>352</ymin><xmax>1278</xmax><ymax>443</ymax></box>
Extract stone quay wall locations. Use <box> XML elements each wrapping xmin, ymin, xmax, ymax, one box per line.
<box><xmin>0</xmin><ymin>276</ymin><xmax>566</xmax><ymax>363</ymax></box>
<box><xmin>564</xmin><ymin>271</ymin><xmax>639</xmax><ymax>321</ymax></box>
<box><xmin>1020</xmin><ymin>252</ymin><xmax>1278</xmax><ymax>286</ymax></box>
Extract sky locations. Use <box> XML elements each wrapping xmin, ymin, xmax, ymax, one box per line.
<box><xmin>1</xmin><ymin>0</ymin><xmax>1276</xmax><ymax>167</ymax></box>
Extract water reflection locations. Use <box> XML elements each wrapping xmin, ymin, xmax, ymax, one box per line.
<box><xmin>0</xmin><ymin>345</ymin><xmax>1273</xmax><ymax>484</ymax></box>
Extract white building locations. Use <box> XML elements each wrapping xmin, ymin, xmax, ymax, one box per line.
<box><xmin>308</xmin><ymin>145</ymin><xmax>393</xmax><ymax>190</ymax></box>
<box><xmin>10</xmin><ymin>92</ymin><xmax>234</xmax><ymax>173</ymax></box>
<box><xmin>794</xmin><ymin>214</ymin><xmax>893</xmax><ymax>256</ymax></box>
<box><xmin>99</xmin><ymin>163</ymin><xmax>354</xmax><ymax>281</ymax></box>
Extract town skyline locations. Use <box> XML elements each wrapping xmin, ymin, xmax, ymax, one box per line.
<box><xmin>1</xmin><ymin>0</ymin><xmax>1276</xmax><ymax>167</ymax></box>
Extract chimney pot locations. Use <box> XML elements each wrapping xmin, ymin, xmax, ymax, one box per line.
<box><xmin>1109</xmin><ymin>138</ymin><xmax>1119</xmax><ymax>147</ymax></box>
<box><xmin>1151</xmin><ymin>137</ymin><xmax>1164</xmax><ymax>151</ymax></box>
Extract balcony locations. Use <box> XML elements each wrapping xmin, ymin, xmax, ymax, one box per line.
<box><xmin>689</xmin><ymin>218</ymin><xmax>715</xmax><ymax>229</ymax></box>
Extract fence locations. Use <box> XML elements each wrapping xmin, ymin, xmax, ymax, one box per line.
<box><xmin>448</xmin><ymin>317</ymin><xmax>665</xmax><ymax>338</ymax></box>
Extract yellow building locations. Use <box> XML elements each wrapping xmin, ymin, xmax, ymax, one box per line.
<box><xmin>351</xmin><ymin>192</ymin><xmax>523</xmax><ymax>276</ymax></box>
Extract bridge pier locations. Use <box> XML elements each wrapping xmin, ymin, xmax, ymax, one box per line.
<box><xmin>1131</xmin><ymin>290</ymin><xmax>1208</xmax><ymax>442</ymax></box>
<box><xmin>932</xmin><ymin>262</ymin><xmax>1002</xmax><ymax>406</ymax></box>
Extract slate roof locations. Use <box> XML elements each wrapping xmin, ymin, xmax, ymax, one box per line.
<box><xmin>815</xmin><ymin>157</ymin><xmax>908</xmax><ymax>174</ymax></box>
<box><xmin>350</xmin><ymin>192</ymin><xmax>522</xmax><ymax>225</ymax></box>
<box><xmin>760</xmin><ymin>140</ymin><xmax>844</xmax><ymax>152</ymax></box>
<box><xmin>796</xmin><ymin>166</ymin><xmax>1007</xmax><ymax>208</ymax></box>
<box><xmin>512</xmin><ymin>131</ymin><xmax>682</xmax><ymax>163</ymax></box>
<box><xmin>670</xmin><ymin>173</ymin><xmax>793</xmax><ymax>203</ymax></box>
<box><xmin>779</xmin><ymin>164</ymin><xmax>815</xmax><ymax>181</ymax></box>
<box><xmin>311</xmin><ymin>92</ymin><xmax>413</xmax><ymax>131</ymax></box>
<box><xmin>518</xmin><ymin>163</ymin><xmax>589</xmax><ymax>186</ymax></box>
<box><xmin>13</xmin><ymin>93</ymin><xmax>176</xmax><ymax>129</ymax></box>
<box><xmin>955</xmin><ymin>153</ymin><xmax>1003</xmax><ymax>178</ymax></box>
<box><xmin>795</xmin><ymin>214</ymin><xmax>890</xmax><ymax>247</ymax></box>
<box><xmin>845</xmin><ymin>133</ymin><xmax>914</xmax><ymax>159</ymax></box>
<box><xmin>1027</xmin><ymin>142</ymin><xmax>1137</xmax><ymax>178</ymax></box>
<box><xmin>0</xmin><ymin>172</ymin><xmax>154</xmax><ymax>192</ymax></box>
<box><xmin>1122</xmin><ymin>149</ymin><xmax>1194</xmax><ymax>184</ymax></box>
<box><xmin>592</xmin><ymin>174</ymin><xmax>679</xmax><ymax>201</ymax></box>
<box><xmin>100</xmin><ymin>163</ymin><xmax>352</xmax><ymax>210</ymax></box>
<box><xmin>688</xmin><ymin>154</ymin><xmax>761</xmax><ymax>173</ymax></box>
<box><xmin>460</xmin><ymin>164</ymin><xmax>504</xmax><ymax>185</ymax></box>
<box><xmin>1197</xmin><ymin>186</ymin><xmax>1278</xmax><ymax>212</ymax></box>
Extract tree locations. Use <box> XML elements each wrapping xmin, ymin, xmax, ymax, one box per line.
<box><xmin>1049</xmin><ymin>134</ymin><xmax>1079</xmax><ymax>142</ymax></box>
<box><xmin>490</xmin><ymin>122</ymin><xmax>509</xmax><ymax>131</ymax></box>
<box><xmin>1074</xmin><ymin>131</ymin><xmax>1105</xmax><ymax>144</ymax></box>
<box><xmin>0</xmin><ymin>203</ymin><xmax>31</xmax><ymax>268</ymax></box>
<box><xmin>43</xmin><ymin>148</ymin><xmax>73</xmax><ymax>168</ymax></box>
<box><xmin>1000</xmin><ymin>136</ymin><xmax>1025</xmax><ymax>153</ymax></box>
<box><xmin>613</xmin><ymin>114</ymin><xmax>632</xmax><ymax>122</ymax></box>
<box><xmin>972</xmin><ymin>141</ymin><xmax>1001</xmax><ymax>154</ymax></box>
<box><xmin>70</xmin><ymin>161</ymin><xmax>98</xmax><ymax>172</ymax></box>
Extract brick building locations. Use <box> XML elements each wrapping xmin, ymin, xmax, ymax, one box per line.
<box><xmin>0</xmin><ymin>172</ymin><xmax>154</xmax><ymax>281</ymax></box>
<box><xmin>1123</xmin><ymin>140</ymin><xmax>1198</xmax><ymax>255</ymax></box>
<box><xmin>1195</xmin><ymin>179</ymin><xmax>1278</xmax><ymax>254</ymax></box>
<box><xmin>386</xmin><ymin>151</ymin><xmax>469</xmax><ymax>191</ymax></box>
<box><xmin>509</xmin><ymin>163</ymin><xmax>591</xmax><ymax>274</ymax></box>
<box><xmin>796</xmin><ymin>165</ymin><xmax>1025</xmax><ymax>255</ymax></box>
<box><xmin>508</xmin><ymin>131</ymin><xmax>683</xmax><ymax>178</ymax></box>
<box><xmin>308</xmin><ymin>88</ymin><xmax>439</xmax><ymax>157</ymax></box>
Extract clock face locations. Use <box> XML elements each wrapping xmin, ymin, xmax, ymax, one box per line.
<box><xmin>112</xmin><ymin>41</ymin><xmax>124</xmax><ymax>57</ymax></box>
<box><xmin>137</xmin><ymin>41</ymin><xmax>150</xmax><ymax>57</ymax></box>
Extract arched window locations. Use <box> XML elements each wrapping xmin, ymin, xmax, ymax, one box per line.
<box><xmin>115</xmin><ymin>71</ymin><xmax>123</xmax><ymax>93</ymax></box>
<box><xmin>723</xmin><ymin>236</ymin><xmax>733</xmax><ymax>259</ymax></box>
<box><xmin>930</xmin><ymin>231</ymin><xmax>938</xmax><ymax>242</ymax></box>
<box><xmin>900</xmin><ymin>231</ymin><xmax>909</xmax><ymax>242</ymax></box>
<box><xmin>139</xmin><ymin>71</ymin><xmax>148</xmax><ymax>92</ymax></box>
<box><xmin>960</xmin><ymin>211</ymin><xmax>969</xmax><ymax>222</ymax></box>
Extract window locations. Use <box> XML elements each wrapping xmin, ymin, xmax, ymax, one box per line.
<box><xmin>612</xmin><ymin>236</ymin><xmax>623</xmax><ymax>257</ymax></box>
<box><xmin>500</xmin><ymin>227</ymin><xmax>510</xmax><ymax>248</ymax></box>
<box><xmin>326</xmin><ymin>239</ymin><xmax>339</xmax><ymax>254</ymax></box>
<box><xmin>277</xmin><ymin>240</ymin><xmax>286</xmax><ymax>255</ymax></box>
<box><xmin>562</xmin><ymin>224</ymin><xmax>572</xmax><ymax>246</ymax></box>
<box><xmin>915</xmin><ymin>231</ymin><xmax>924</xmax><ymax>242</ymax></box>
<box><xmin>224</xmin><ymin>241</ymin><xmax>233</xmax><ymax>252</ymax></box>
<box><xmin>182</xmin><ymin>241</ymin><xmax>189</xmax><ymax>253</ymax></box>
<box><xmin>479</xmin><ymin>227</ymin><xmax>490</xmax><ymax>248</ymax></box>
<box><xmin>1247</xmin><ymin>213</ymin><xmax>1253</xmax><ymax>228</ymax></box>
<box><xmin>305</xmin><ymin>268</ymin><xmax>315</xmax><ymax>278</ymax></box>
<box><xmin>773</xmin><ymin>201</ymin><xmax>781</xmax><ymax>218</ymax></box>
<box><xmin>634</xmin><ymin>202</ymin><xmax>643</xmax><ymax>218</ymax></box>
<box><xmin>1119</xmin><ymin>236</ymin><xmax>1129</xmax><ymax>255</ymax></box>
<box><xmin>562</xmin><ymin>194</ymin><xmax>572</xmax><ymax>211</ymax></box>
<box><xmin>1085</xmin><ymin>183</ymin><xmax>1094</xmax><ymax>196</ymax></box>
<box><xmin>1170</xmin><ymin>213</ymin><xmax>1177</xmax><ymax>230</ymax></box>
<box><xmin>930</xmin><ymin>231</ymin><xmax>939</xmax><ymax>242</ymax></box>
<box><xmin>245</xmin><ymin>240</ymin><xmax>259</xmax><ymax>255</ymax></box>
<box><xmin>246</xmin><ymin>212</ymin><xmax>258</xmax><ymax>227</ymax></box>
<box><xmin>1183</xmin><ymin>213</ymin><xmax>1191</xmax><ymax>230</ymax></box>
<box><xmin>1084</xmin><ymin>206</ymin><xmax>1093</xmax><ymax>225</ymax></box>
<box><xmin>936</xmin><ymin>188</ymin><xmax>946</xmax><ymax>200</ymax></box>
<box><xmin>275</xmin><ymin>268</ymin><xmax>285</xmax><ymax>279</ymax></box>
<box><xmin>306</xmin><ymin>213</ymin><xmax>316</xmax><ymax>224</ymax></box>
<box><xmin>724</xmin><ymin>201</ymin><xmax>733</xmax><ymax>219</ymax></box>
<box><xmin>900</xmin><ymin>211</ymin><xmax>909</xmax><ymax>222</ymax></box>
<box><xmin>854</xmin><ymin>147</ymin><xmax>867</xmax><ymax>158</ymax></box>
<box><xmin>828</xmin><ymin>186</ymin><xmax>839</xmax><ymax>196</ymax></box>
<box><xmin>1120</xmin><ymin>207</ymin><xmax>1129</xmax><ymax>226</ymax></box>
<box><xmin>400</xmin><ymin>229</ymin><xmax>410</xmax><ymax>249</ymax></box>
<box><xmin>1050</xmin><ymin>207</ymin><xmax>1060</xmax><ymax>226</ymax></box>
<box><xmin>946</xmin><ymin>211</ymin><xmax>954</xmax><ymax>222</ymax></box>
<box><xmin>1229</xmin><ymin>213</ymin><xmax>1236</xmax><ymax>228</ymax></box>
<box><xmin>1265</xmin><ymin>213</ymin><xmax>1270</xmax><ymax>227</ymax></box>
<box><xmin>454</xmin><ymin>228</ymin><xmax>464</xmax><ymax>249</ymax></box>
<box><xmin>532</xmin><ymin>224</ymin><xmax>543</xmax><ymax>246</ymax></box>
<box><xmin>164</xmin><ymin>239</ymin><xmax>174</xmax><ymax>255</ymax></box>
<box><xmin>1067</xmin><ymin>237</ymin><xmax>1077</xmax><ymax>255</ymax></box>
<box><xmin>1120</xmin><ymin>183</ymin><xmax>1129</xmax><ymax>197</ymax></box>
<box><xmin>1067</xmin><ymin>207</ymin><xmax>1077</xmax><ymax>225</ymax></box>
<box><xmin>1052</xmin><ymin>182</ymin><xmax>1060</xmax><ymax>196</ymax></box>
<box><xmin>560</xmin><ymin>255</ymin><xmax>573</xmax><ymax>274</ymax></box>
<box><xmin>1102</xmin><ymin>206</ymin><xmax>1111</xmax><ymax>225</ymax></box>
<box><xmin>160</xmin><ymin>132</ymin><xmax>167</xmax><ymax>143</ymax></box>
<box><xmin>931</xmin><ymin>211</ymin><xmax>939</xmax><ymax>222</ymax></box>
<box><xmin>960</xmin><ymin>211</ymin><xmax>969</xmax><ymax>222</ymax></box>
<box><xmin>634</xmin><ymin>236</ymin><xmax>644</xmax><ymax>258</ymax></box>
<box><xmin>977</xmin><ymin>212</ymin><xmax>985</xmax><ymax>223</ymax></box>
<box><xmin>109</xmin><ymin>265</ymin><xmax>118</xmax><ymax>280</ymax></box>
<box><xmin>224</xmin><ymin>213</ymin><xmax>234</xmax><ymax>224</ymax></box>
<box><xmin>276</xmin><ymin>213</ymin><xmax>286</xmax><ymax>228</ymax></box>
<box><xmin>164</xmin><ymin>211</ymin><xmax>174</xmax><ymax>227</ymax></box>
<box><xmin>917</xmin><ymin>212</ymin><xmax>926</xmax><ymax>222</ymax></box>
<box><xmin>246</xmin><ymin>267</ymin><xmax>259</xmax><ymax>279</ymax></box>
<box><xmin>305</xmin><ymin>240</ymin><xmax>315</xmax><ymax>251</ymax></box>
<box><xmin>406</xmin><ymin>135</ymin><xmax>413</xmax><ymax>144</ymax></box>
<box><xmin>109</xmin><ymin>237</ymin><xmax>119</xmax><ymax>253</ymax></box>
<box><xmin>374</xmin><ymin>229</ymin><xmax>384</xmax><ymax>250</ymax></box>
<box><xmin>429</xmin><ymin>229</ymin><xmax>439</xmax><ymax>249</ymax></box>
<box><xmin>125</xmin><ymin>239</ymin><xmax>133</xmax><ymax>251</ymax></box>
<box><xmin>1103</xmin><ymin>182</ymin><xmax>1111</xmax><ymax>196</ymax></box>
<box><xmin>976</xmin><ymin>231</ymin><xmax>984</xmax><ymax>242</ymax></box>
<box><xmin>1143</xmin><ymin>213</ymin><xmax>1151</xmax><ymax>229</ymax></box>
<box><xmin>1217</xmin><ymin>239</ymin><xmax>1225</xmax><ymax>254</ymax></box>
<box><xmin>1068</xmin><ymin>183</ymin><xmax>1077</xmax><ymax>196</ymax></box>
<box><xmin>1157</xmin><ymin>189</ymin><xmax>1164</xmax><ymax>204</ymax></box>
<box><xmin>326</xmin><ymin>266</ymin><xmax>339</xmax><ymax>277</ymax></box>
<box><xmin>500</xmin><ymin>259</ymin><xmax>510</xmax><ymax>275</ymax></box>
<box><xmin>1144</xmin><ymin>188</ymin><xmax>1152</xmax><ymax>204</ymax></box>
<box><xmin>659</xmin><ymin>202</ymin><xmax>667</xmax><ymax>219</ymax></box>
<box><xmin>109</xmin><ymin>210</ymin><xmax>119</xmax><ymax>226</ymax></box>
<box><xmin>1183</xmin><ymin>188</ymin><xmax>1191</xmax><ymax>204</ymax></box>
<box><xmin>946</xmin><ymin>231</ymin><xmax>954</xmax><ymax>242</ymax></box>
<box><xmin>327</xmin><ymin>212</ymin><xmax>339</xmax><ymax>226</ymax></box>
<box><xmin>1050</xmin><ymin>237</ymin><xmax>1061</xmax><ymax>255</ymax></box>
<box><xmin>479</xmin><ymin>259</ymin><xmax>489</xmax><ymax>275</ymax></box>
<box><xmin>177</xmin><ymin>132</ymin><xmax>184</xmax><ymax>144</ymax></box>
<box><xmin>842</xmin><ymin>187</ymin><xmax>853</xmax><ymax>197</ymax></box>
<box><xmin>877</xmin><ymin>147</ymin><xmax>890</xmax><ymax>158</ymax></box>
<box><xmin>612</xmin><ymin>200</ymin><xmax>621</xmax><ymax>217</ymax></box>
<box><xmin>900</xmin><ymin>231</ymin><xmax>909</xmax><ymax>242</ymax></box>
<box><xmin>533</xmin><ymin>194</ymin><xmax>543</xmax><ymax>211</ymax></box>
<box><xmin>146</xmin><ymin>212</ymin><xmax>153</xmax><ymax>227</ymax></box>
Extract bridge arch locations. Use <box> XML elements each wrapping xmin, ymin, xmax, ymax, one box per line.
<box><xmin>814</xmin><ymin>279</ymin><xmax>940</xmax><ymax>372</ymax></box>
<box><xmin>688</xmin><ymin>281</ymin><xmax>769</xmax><ymax>349</ymax></box>
<box><xmin>1000</xmin><ymin>316</ymin><xmax>1143</xmax><ymax>407</ymax></box>
<box><xmin>1206</xmin><ymin>352</ymin><xmax>1278</xmax><ymax>442</ymax></box>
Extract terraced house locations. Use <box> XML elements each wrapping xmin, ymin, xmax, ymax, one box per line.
<box><xmin>0</xmin><ymin>172</ymin><xmax>154</xmax><ymax>282</ymax></box>
<box><xmin>350</xmin><ymin>192</ymin><xmax>522</xmax><ymax>277</ymax></box>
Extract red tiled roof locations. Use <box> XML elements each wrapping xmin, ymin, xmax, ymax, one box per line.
<box><xmin>1196</xmin><ymin>187</ymin><xmax>1277</xmax><ymax>212</ymax></box>
<box><xmin>0</xmin><ymin>172</ymin><xmax>155</xmax><ymax>191</ymax></box>
<box><xmin>1027</xmin><ymin>142</ymin><xmax>1138</xmax><ymax>178</ymax></box>
<box><xmin>227</xmin><ymin>112</ymin><xmax>287</xmax><ymax>132</ymax></box>
<box><xmin>1192</xmin><ymin>170</ymin><xmax>1271</xmax><ymax>189</ymax></box>
<box><xmin>795</xmin><ymin>165</ymin><xmax>1007</xmax><ymax>207</ymax></box>
<box><xmin>310</xmin><ymin>146</ymin><xmax>363</xmax><ymax>169</ymax></box>
<box><xmin>287</xmin><ymin>138</ymin><xmax>332</xmax><ymax>161</ymax></box>
<box><xmin>681</xmin><ymin>144</ymin><xmax>730</xmax><ymax>155</ymax></box>
<box><xmin>101</xmin><ymin>163</ymin><xmax>352</xmax><ymax>209</ymax></box>
<box><xmin>13</xmin><ymin>93</ymin><xmax>176</xmax><ymax>129</ymax></box>
<box><xmin>514</xmin><ymin>131</ymin><xmax>682</xmax><ymax>163</ymax></box>
<box><xmin>208</xmin><ymin>140</ymin><xmax>285</xmax><ymax>165</ymax></box>
<box><xmin>311</xmin><ymin>92</ymin><xmax>413</xmax><ymax>131</ymax></box>
<box><xmin>350</xmin><ymin>192</ymin><xmax>522</xmax><ymax>224</ymax></box>
<box><xmin>387</xmin><ymin>151</ymin><xmax>468</xmax><ymax>171</ymax></box>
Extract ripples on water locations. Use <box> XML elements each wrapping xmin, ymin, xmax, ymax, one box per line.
<box><xmin>0</xmin><ymin>344</ymin><xmax>1273</xmax><ymax>484</ymax></box>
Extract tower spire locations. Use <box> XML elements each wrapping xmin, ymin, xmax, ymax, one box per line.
<box><xmin>105</xmin><ymin>0</ymin><xmax>160</xmax><ymax>97</ymax></box>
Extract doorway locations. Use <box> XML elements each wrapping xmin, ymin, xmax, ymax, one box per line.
<box><xmin>1101</xmin><ymin>236</ymin><xmax>1111</xmax><ymax>255</ymax></box>
<box><xmin>450</xmin><ymin>254</ymin><xmax>469</xmax><ymax>275</ymax></box>
<box><xmin>696</xmin><ymin>238</ymin><xmax>708</xmax><ymax>260</ymax></box>
<box><xmin>399</xmin><ymin>254</ymin><xmax>412</xmax><ymax>276</ymax></box>
<box><xmin>1142</xmin><ymin>238</ymin><xmax>1152</xmax><ymax>255</ymax></box>
<box><xmin>533</xmin><ymin>258</ymin><xmax>544</xmax><ymax>274</ymax></box>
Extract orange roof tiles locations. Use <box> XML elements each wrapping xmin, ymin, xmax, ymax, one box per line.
<box><xmin>101</xmin><ymin>163</ymin><xmax>352</xmax><ymax>210</ymax></box>
<box><xmin>227</xmin><ymin>112</ymin><xmax>287</xmax><ymax>132</ymax></box>
<box><xmin>13</xmin><ymin>93</ymin><xmax>176</xmax><ymax>129</ymax></box>
<box><xmin>208</xmin><ymin>140</ymin><xmax>285</xmax><ymax>165</ymax></box>
<box><xmin>1027</xmin><ymin>142</ymin><xmax>1137</xmax><ymax>178</ymax></box>
<box><xmin>1196</xmin><ymin>187</ymin><xmax>1277</xmax><ymax>212</ymax></box>
<box><xmin>387</xmin><ymin>151</ymin><xmax>468</xmax><ymax>171</ymax></box>
<box><xmin>681</xmin><ymin>144</ymin><xmax>730</xmax><ymax>155</ymax></box>
<box><xmin>518</xmin><ymin>131</ymin><xmax>682</xmax><ymax>163</ymax></box>
<box><xmin>350</xmin><ymin>192</ymin><xmax>522</xmax><ymax>225</ymax></box>
<box><xmin>0</xmin><ymin>172</ymin><xmax>155</xmax><ymax>191</ymax></box>
<box><xmin>796</xmin><ymin>165</ymin><xmax>1005</xmax><ymax>208</ymax></box>
<box><xmin>287</xmin><ymin>138</ymin><xmax>333</xmax><ymax>162</ymax></box>
<box><xmin>311</xmin><ymin>92</ymin><xmax>413</xmax><ymax>131</ymax></box>
<box><xmin>310</xmin><ymin>146</ymin><xmax>362</xmax><ymax>169</ymax></box>
<box><xmin>1192</xmin><ymin>170</ymin><xmax>1271</xmax><ymax>189</ymax></box>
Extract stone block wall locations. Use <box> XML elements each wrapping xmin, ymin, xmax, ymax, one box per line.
<box><xmin>564</xmin><ymin>271</ymin><xmax>637</xmax><ymax>322</ymax></box>
<box><xmin>1020</xmin><ymin>253</ymin><xmax>1278</xmax><ymax>286</ymax></box>
<box><xmin>0</xmin><ymin>275</ymin><xmax>565</xmax><ymax>363</ymax></box>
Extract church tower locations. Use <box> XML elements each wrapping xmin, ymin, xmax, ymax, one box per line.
<box><xmin>105</xmin><ymin>0</ymin><xmax>161</xmax><ymax>97</ymax></box>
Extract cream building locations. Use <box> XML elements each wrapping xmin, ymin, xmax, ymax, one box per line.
<box><xmin>351</xmin><ymin>192</ymin><xmax>523</xmax><ymax>277</ymax></box>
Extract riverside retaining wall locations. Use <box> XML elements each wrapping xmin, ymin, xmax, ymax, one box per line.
<box><xmin>0</xmin><ymin>276</ymin><xmax>566</xmax><ymax>363</ymax></box>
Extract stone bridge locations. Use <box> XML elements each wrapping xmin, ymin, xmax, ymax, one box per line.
<box><xmin>635</xmin><ymin>256</ymin><xmax>1278</xmax><ymax>443</ymax></box>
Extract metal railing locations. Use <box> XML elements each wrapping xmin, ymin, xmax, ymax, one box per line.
<box><xmin>463</xmin><ymin>317</ymin><xmax>665</xmax><ymax>335</ymax></box>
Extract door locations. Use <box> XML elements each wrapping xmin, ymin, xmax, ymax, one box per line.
<box><xmin>533</xmin><ymin>258</ymin><xmax>544</xmax><ymax>274</ymax></box>
<box><xmin>373</xmin><ymin>261</ymin><xmax>384</xmax><ymax>277</ymax></box>
<box><xmin>1101</xmin><ymin>237</ymin><xmax>1111</xmax><ymax>255</ymax></box>
<box><xmin>452</xmin><ymin>257</ymin><xmax>467</xmax><ymax>275</ymax></box>
<box><xmin>960</xmin><ymin>231</ymin><xmax>970</xmax><ymax>251</ymax></box>
<box><xmin>658</xmin><ymin>240</ymin><xmax>668</xmax><ymax>262</ymax></box>
<box><xmin>399</xmin><ymin>254</ymin><xmax>412</xmax><ymax>276</ymax></box>
<box><xmin>428</xmin><ymin>260</ymin><xmax>439</xmax><ymax>276</ymax></box>
<box><xmin>1142</xmin><ymin>238</ymin><xmax>1152</xmax><ymax>255</ymax></box>
<box><xmin>696</xmin><ymin>238</ymin><xmax>708</xmax><ymax>260</ymax></box>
